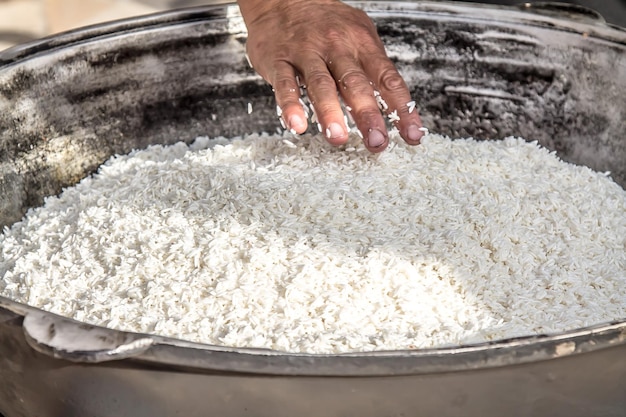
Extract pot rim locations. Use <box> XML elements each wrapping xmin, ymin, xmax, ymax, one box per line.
<box><xmin>1</xmin><ymin>1</ymin><xmax>625</xmax><ymax>66</ymax></box>
<box><xmin>2</xmin><ymin>296</ymin><xmax>625</xmax><ymax>376</ymax></box>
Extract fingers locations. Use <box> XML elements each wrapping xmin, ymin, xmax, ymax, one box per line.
<box><xmin>270</xmin><ymin>60</ymin><xmax>308</xmax><ymax>134</ymax></box>
<box><xmin>329</xmin><ymin>56</ymin><xmax>389</xmax><ymax>152</ymax></box>
<box><xmin>362</xmin><ymin>55</ymin><xmax>425</xmax><ymax>145</ymax></box>
<box><xmin>271</xmin><ymin>53</ymin><xmax>423</xmax><ymax>151</ymax></box>
<box><xmin>299</xmin><ymin>60</ymin><xmax>350</xmax><ymax>146</ymax></box>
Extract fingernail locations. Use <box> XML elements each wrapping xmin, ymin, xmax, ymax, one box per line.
<box><xmin>407</xmin><ymin>124</ymin><xmax>424</xmax><ymax>143</ymax></box>
<box><xmin>325</xmin><ymin>122</ymin><xmax>345</xmax><ymax>140</ymax></box>
<box><xmin>288</xmin><ymin>114</ymin><xmax>306</xmax><ymax>132</ymax></box>
<box><xmin>367</xmin><ymin>128</ymin><xmax>386</xmax><ymax>148</ymax></box>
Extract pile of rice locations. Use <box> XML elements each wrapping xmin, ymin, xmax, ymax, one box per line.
<box><xmin>1</xmin><ymin>132</ymin><xmax>625</xmax><ymax>353</ymax></box>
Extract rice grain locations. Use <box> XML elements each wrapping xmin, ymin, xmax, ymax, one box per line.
<box><xmin>1</xmin><ymin>132</ymin><xmax>624</xmax><ymax>354</ymax></box>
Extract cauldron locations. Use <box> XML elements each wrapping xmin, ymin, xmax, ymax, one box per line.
<box><xmin>1</xmin><ymin>2</ymin><xmax>625</xmax><ymax>416</ymax></box>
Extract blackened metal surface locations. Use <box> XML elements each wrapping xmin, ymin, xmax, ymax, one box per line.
<box><xmin>1</xmin><ymin>303</ymin><xmax>626</xmax><ymax>417</ymax></box>
<box><xmin>0</xmin><ymin>2</ymin><xmax>624</xmax><ymax>229</ymax></box>
<box><xmin>0</xmin><ymin>9</ymin><xmax>276</xmax><ymax>228</ymax></box>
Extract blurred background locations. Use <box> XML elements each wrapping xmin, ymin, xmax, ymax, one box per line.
<box><xmin>1</xmin><ymin>0</ymin><xmax>626</xmax><ymax>52</ymax></box>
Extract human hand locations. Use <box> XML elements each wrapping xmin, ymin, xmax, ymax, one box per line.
<box><xmin>237</xmin><ymin>0</ymin><xmax>425</xmax><ymax>152</ymax></box>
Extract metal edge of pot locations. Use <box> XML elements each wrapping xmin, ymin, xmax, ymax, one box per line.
<box><xmin>0</xmin><ymin>1</ymin><xmax>625</xmax><ymax>377</ymax></box>
<box><xmin>0</xmin><ymin>2</ymin><xmax>237</xmax><ymax>66</ymax></box>
<box><xmin>2</xmin><ymin>296</ymin><xmax>626</xmax><ymax>376</ymax></box>
<box><xmin>1</xmin><ymin>1</ymin><xmax>625</xmax><ymax>67</ymax></box>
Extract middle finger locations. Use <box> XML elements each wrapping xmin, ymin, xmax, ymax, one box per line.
<box><xmin>329</xmin><ymin>55</ymin><xmax>389</xmax><ymax>152</ymax></box>
<box><xmin>299</xmin><ymin>58</ymin><xmax>350</xmax><ymax>146</ymax></box>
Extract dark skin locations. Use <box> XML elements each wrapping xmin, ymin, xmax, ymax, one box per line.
<box><xmin>237</xmin><ymin>0</ymin><xmax>425</xmax><ymax>152</ymax></box>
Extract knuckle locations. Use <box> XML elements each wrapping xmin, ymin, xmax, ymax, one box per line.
<box><xmin>354</xmin><ymin>107</ymin><xmax>382</xmax><ymax>124</ymax></box>
<box><xmin>325</xmin><ymin>29</ymin><xmax>345</xmax><ymax>45</ymax></box>
<box><xmin>314</xmin><ymin>102</ymin><xmax>341</xmax><ymax>120</ymax></box>
<box><xmin>306</xmin><ymin>69</ymin><xmax>335</xmax><ymax>89</ymax></box>
<box><xmin>339</xmin><ymin>70</ymin><xmax>369</xmax><ymax>89</ymax></box>
<box><xmin>273</xmin><ymin>74</ymin><xmax>297</xmax><ymax>92</ymax></box>
<box><xmin>305</xmin><ymin>79</ymin><xmax>338</xmax><ymax>107</ymax></box>
<box><xmin>378</xmin><ymin>66</ymin><xmax>406</xmax><ymax>92</ymax></box>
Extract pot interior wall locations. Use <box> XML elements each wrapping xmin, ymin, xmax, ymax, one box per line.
<box><xmin>0</xmin><ymin>2</ymin><xmax>625</xmax><ymax>229</ymax></box>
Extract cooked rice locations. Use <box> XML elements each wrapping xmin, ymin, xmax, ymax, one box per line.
<box><xmin>1</xmin><ymin>132</ymin><xmax>625</xmax><ymax>353</ymax></box>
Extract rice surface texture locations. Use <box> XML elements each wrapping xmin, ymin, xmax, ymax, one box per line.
<box><xmin>1</xmin><ymin>133</ymin><xmax>625</xmax><ymax>354</ymax></box>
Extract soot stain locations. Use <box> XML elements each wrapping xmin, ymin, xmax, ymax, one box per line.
<box><xmin>84</xmin><ymin>34</ymin><xmax>231</xmax><ymax>69</ymax></box>
<box><xmin>64</xmin><ymin>79</ymin><xmax>142</xmax><ymax>104</ymax></box>
<box><xmin>0</xmin><ymin>68</ymin><xmax>36</xmax><ymax>100</ymax></box>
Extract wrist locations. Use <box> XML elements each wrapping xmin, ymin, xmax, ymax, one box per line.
<box><xmin>237</xmin><ymin>0</ymin><xmax>341</xmax><ymax>26</ymax></box>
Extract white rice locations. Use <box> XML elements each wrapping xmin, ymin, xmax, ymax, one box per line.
<box><xmin>1</xmin><ymin>132</ymin><xmax>625</xmax><ymax>354</ymax></box>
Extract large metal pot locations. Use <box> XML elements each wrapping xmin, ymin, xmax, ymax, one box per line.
<box><xmin>1</xmin><ymin>2</ymin><xmax>625</xmax><ymax>416</ymax></box>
